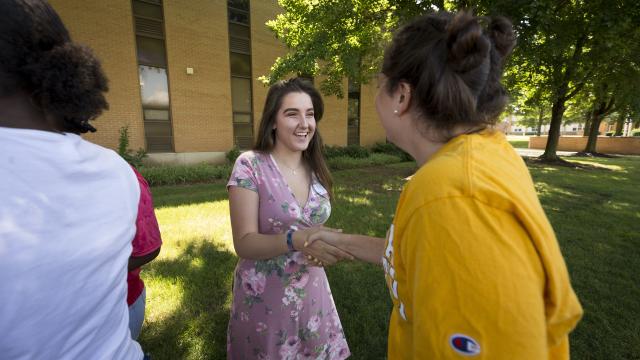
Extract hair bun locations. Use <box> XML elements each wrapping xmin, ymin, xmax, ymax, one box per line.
<box><xmin>488</xmin><ymin>16</ymin><xmax>516</xmax><ymax>58</ymax></box>
<box><xmin>28</xmin><ymin>42</ymin><xmax>108</xmax><ymax>133</ymax></box>
<box><xmin>445</xmin><ymin>11</ymin><xmax>490</xmax><ymax>73</ymax></box>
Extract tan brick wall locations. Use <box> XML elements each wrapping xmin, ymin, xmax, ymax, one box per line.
<box><xmin>317</xmin><ymin>78</ymin><xmax>348</xmax><ymax>146</ymax></box>
<box><xmin>164</xmin><ymin>0</ymin><xmax>233</xmax><ymax>152</ymax></box>
<box><xmin>359</xmin><ymin>82</ymin><xmax>387</xmax><ymax>146</ymax></box>
<box><xmin>251</xmin><ymin>0</ymin><xmax>286</xmax><ymax>139</ymax></box>
<box><xmin>49</xmin><ymin>0</ymin><xmax>144</xmax><ymax>150</ymax></box>
<box><xmin>530</xmin><ymin>136</ymin><xmax>640</xmax><ymax>155</ymax></box>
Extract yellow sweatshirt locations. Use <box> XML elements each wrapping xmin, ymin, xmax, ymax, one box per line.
<box><xmin>383</xmin><ymin>131</ymin><xmax>582</xmax><ymax>359</ymax></box>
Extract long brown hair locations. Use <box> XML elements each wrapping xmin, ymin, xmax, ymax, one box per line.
<box><xmin>254</xmin><ymin>78</ymin><xmax>333</xmax><ymax>199</ymax></box>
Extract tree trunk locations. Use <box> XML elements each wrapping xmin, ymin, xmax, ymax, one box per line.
<box><xmin>536</xmin><ymin>107</ymin><xmax>544</xmax><ymax>136</ymax></box>
<box><xmin>583</xmin><ymin>115</ymin><xmax>591</xmax><ymax>136</ymax></box>
<box><xmin>541</xmin><ymin>99</ymin><xmax>565</xmax><ymax>161</ymax></box>
<box><xmin>584</xmin><ymin>113</ymin><xmax>602</xmax><ymax>153</ymax></box>
<box><xmin>614</xmin><ymin>112</ymin><xmax>625</xmax><ymax>136</ymax></box>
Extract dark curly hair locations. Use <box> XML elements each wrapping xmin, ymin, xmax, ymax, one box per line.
<box><xmin>254</xmin><ymin>78</ymin><xmax>333</xmax><ymax>199</ymax></box>
<box><xmin>382</xmin><ymin>11</ymin><xmax>516</xmax><ymax>140</ymax></box>
<box><xmin>0</xmin><ymin>0</ymin><xmax>109</xmax><ymax>133</ymax></box>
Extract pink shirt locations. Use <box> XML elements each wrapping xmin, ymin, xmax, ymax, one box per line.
<box><xmin>127</xmin><ymin>167</ymin><xmax>162</xmax><ymax>305</ymax></box>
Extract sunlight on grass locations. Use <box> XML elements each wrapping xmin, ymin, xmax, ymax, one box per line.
<box><xmin>534</xmin><ymin>182</ymin><xmax>578</xmax><ymax>198</ymax></box>
<box><xmin>145</xmin><ymin>278</ymin><xmax>185</xmax><ymax>321</ymax></box>
<box><xmin>569</xmin><ymin>160</ymin><xmax>626</xmax><ymax>172</ymax></box>
<box><xmin>156</xmin><ymin>200</ymin><xmax>234</xmax><ymax>255</ymax></box>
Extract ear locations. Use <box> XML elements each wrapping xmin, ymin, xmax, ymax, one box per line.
<box><xmin>396</xmin><ymin>81</ymin><xmax>412</xmax><ymax>115</ymax></box>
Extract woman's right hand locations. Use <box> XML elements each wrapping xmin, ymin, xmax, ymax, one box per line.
<box><xmin>293</xmin><ymin>227</ymin><xmax>354</xmax><ymax>266</ymax></box>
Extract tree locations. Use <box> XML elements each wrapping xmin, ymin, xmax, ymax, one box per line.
<box><xmin>265</xmin><ymin>0</ymin><xmax>640</xmax><ymax>161</ymax></box>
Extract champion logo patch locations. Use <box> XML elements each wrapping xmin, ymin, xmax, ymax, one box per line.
<box><xmin>449</xmin><ymin>334</ymin><xmax>481</xmax><ymax>356</ymax></box>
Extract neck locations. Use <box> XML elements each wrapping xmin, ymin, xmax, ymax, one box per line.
<box><xmin>403</xmin><ymin>122</ymin><xmax>483</xmax><ymax>167</ymax></box>
<box><xmin>271</xmin><ymin>144</ymin><xmax>304</xmax><ymax>168</ymax></box>
<box><xmin>0</xmin><ymin>92</ymin><xmax>63</xmax><ymax>132</ymax></box>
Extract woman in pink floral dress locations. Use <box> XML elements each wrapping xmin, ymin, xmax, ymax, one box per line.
<box><xmin>227</xmin><ymin>78</ymin><xmax>352</xmax><ymax>359</ymax></box>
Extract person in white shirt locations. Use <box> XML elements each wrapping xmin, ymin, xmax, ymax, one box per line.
<box><xmin>0</xmin><ymin>1</ymin><xmax>145</xmax><ymax>359</ymax></box>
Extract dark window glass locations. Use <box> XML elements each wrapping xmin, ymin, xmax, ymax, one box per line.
<box><xmin>139</xmin><ymin>65</ymin><xmax>169</xmax><ymax>109</ymax></box>
<box><xmin>229</xmin><ymin>8</ymin><xmax>249</xmax><ymax>24</ymax></box>
<box><xmin>144</xmin><ymin>109</ymin><xmax>169</xmax><ymax>121</ymax></box>
<box><xmin>133</xmin><ymin>0</ymin><xmax>163</xmax><ymax>19</ymax></box>
<box><xmin>136</xmin><ymin>36</ymin><xmax>167</xmax><ymax>67</ymax></box>
<box><xmin>348</xmin><ymin>98</ymin><xmax>359</xmax><ymax>126</ymax></box>
<box><xmin>230</xmin><ymin>53</ymin><xmax>251</xmax><ymax>76</ymax></box>
<box><xmin>231</xmin><ymin>77</ymin><xmax>252</xmax><ymax>112</ymax></box>
<box><xmin>144</xmin><ymin>119</ymin><xmax>172</xmax><ymax>137</ymax></box>
<box><xmin>228</xmin><ymin>0</ymin><xmax>249</xmax><ymax>11</ymax></box>
<box><xmin>233</xmin><ymin>113</ymin><xmax>251</xmax><ymax>124</ymax></box>
<box><xmin>229</xmin><ymin>23</ymin><xmax>250</xmax><ymax>39</ymax></box>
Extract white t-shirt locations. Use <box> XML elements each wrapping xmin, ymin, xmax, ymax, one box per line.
<box><xmin>0</xmin><ymin>127</ymin><xmax>143</xmax><ymax>360</ymax></box>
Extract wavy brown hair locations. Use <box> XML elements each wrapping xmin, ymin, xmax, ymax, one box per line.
<box><xmin>254</xmin><ymin>78</ymin><xmax>333</xmax><ymax>199</ymax></box>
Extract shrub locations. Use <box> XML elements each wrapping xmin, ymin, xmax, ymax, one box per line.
<box><xmin>118</xmin><ymin>125</ymin><xmax>147</xmax><ymax>168</ymax></box>
<box><xmin>226</xmin><ymin>146</ymin><xmax>241</xmax><ymax>164</ymax></box>
<box><xmin>140</xmin><ymin>163</ymin><xmax>232</xmax><ymax>187</ymax></box>
<box><xmin>371</xmin><ymin>142</ymin><xmax>413</xmax><ymax>162</ymax></box>
<box><xmin>605</xmin><ymin>131</ymin><xmax>614</xmax><ymax>137</ymax></box>
<box><xmin>631</xmin><ymin>129</ymin><xmax>640</xmax><ymax>137</ymax></box>
<box><xmin>323</xmin><ymin>145</ymin><xmax>370</xmax><ymax>159</ymax></box>
<box><xmin>327</xmin><ymin>153</ymin><xmax>403</xmax><ymax>170</ymax></box>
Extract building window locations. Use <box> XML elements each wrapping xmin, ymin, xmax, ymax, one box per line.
<box><xmin>132</xmin><ymin>0</ymin><xmax>173</xmax><ymax>152</ymax></box>
<box><xmin>347</xmin><ymin>79</ymin><xmax>360</xmax><ymax>146</ymax></box>
<box><xmin>228</xmin><ymin>0</ymin><xmax>253</xmax><ymax>149</ymax></box>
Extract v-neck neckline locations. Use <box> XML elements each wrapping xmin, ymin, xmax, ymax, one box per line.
<box><xmin>269</xmin><ymin>153</ymin><xmax>313</xmax><ymax>210</ymax></box>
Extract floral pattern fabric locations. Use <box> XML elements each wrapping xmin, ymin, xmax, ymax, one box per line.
<box><xmin>227</xmin><ymin>151</ymin><xmax>350</xmax><ymax>360</ymax></box>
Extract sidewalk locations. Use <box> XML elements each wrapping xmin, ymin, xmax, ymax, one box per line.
<box><xmin>515</xmin><ymin>148</ymin><xmax>577</xmax><ymax>157</ymax></box>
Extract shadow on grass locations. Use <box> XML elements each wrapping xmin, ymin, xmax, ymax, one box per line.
<box><xmin>139</xmin><ymin>239</ymin><xmax>237</xmax><ymax>360</ymax></box>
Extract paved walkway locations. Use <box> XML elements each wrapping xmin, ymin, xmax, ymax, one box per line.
<box><xmin>515</xmin><ymin>148</ymin><xmax>577</xmax><ymax>157</ymax></box>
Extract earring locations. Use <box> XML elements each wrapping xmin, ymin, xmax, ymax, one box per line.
<box><xmin>393</xmin><ymin>110</ymin><xmax>399</xmax><ymax>114</ymax></box>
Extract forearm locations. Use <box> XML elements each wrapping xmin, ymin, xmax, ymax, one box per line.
<box><xmin>338</xmin><ymin>234</ymin><xmax>385</xmax><ymax>265</ymax></box>
<box><xmin>234</xmin><ymin>231</ymin><xmax>304</xmax><ymax>260</ymax></box>
<box><xmin>128</xmin><ymin>247</ymin><xmax>161</xmax><ymax>271</ymax></box>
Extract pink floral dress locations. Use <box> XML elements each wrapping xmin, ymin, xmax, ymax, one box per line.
<box><xmin>226</xmin><ymin>151</ymin><xmax>350</xmax><ymax>360</ymax></box>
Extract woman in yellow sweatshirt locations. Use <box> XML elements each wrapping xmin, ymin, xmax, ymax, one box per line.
<box><xmin>306</xmin><ymin>10</ymin><xmax>583</xmax><ymax>359</ymax></box>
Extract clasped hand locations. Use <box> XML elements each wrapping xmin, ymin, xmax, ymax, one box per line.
<box><xmin>294</xmin><ymin>227</ymin><xmax>352</xmax><ymax>267</ymax></box>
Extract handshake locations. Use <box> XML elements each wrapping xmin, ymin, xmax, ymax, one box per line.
<box><xmin>290</xmin><ymin>227</ymin><xmax>357</xmax><ymax>267</ymax></box>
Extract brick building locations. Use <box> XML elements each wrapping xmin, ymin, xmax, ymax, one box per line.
<box><xmin>49</xmin><ymin>0</ymin><xmax>387</xmax><ymax>164</ymax></box>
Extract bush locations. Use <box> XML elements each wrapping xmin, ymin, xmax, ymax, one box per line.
<box><xmin>327</xmin><ymin>153</ymin><xmax>403</xmax><ymax>170</ymax></box>
<box><xmin>226</xmin><ymin>146</ymin><xmax>241</xmax><ymax>164</ymax></box>
<box><xmin>606</xmin><ymin>131</ymin><xmax>615</xmax><ymax>137</ymax></box>
<box><xmin>631</xmin><ymin>129</ymin><xmax>640</xmax><ymax>137</ymax></box>
<box><xmin>140</xmin><ymin>163</ymin><xmax>232</xmax><ymax>187</ymax></box>
<box><xmin>323</xmin><ymin>145</ymin><xmax>370</xmax><ymax>159</ymax></box>
<box><xmin>371</xmin><ymin>142</ymin><xmax>413</xmax><ymax>162</ymax></box>
<box><xmin>118</xmin><ymin>125</ymin><xmax>147</xmax><ymax>168</ymax></box>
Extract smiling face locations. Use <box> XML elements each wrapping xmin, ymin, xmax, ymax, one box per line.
<box><xmin>273</xmin><ymin>91</ymin><xmax>316</xmax><ymax>153</ymax></box>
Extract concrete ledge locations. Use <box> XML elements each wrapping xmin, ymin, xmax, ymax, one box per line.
<box><xmin>529</xmin><ymin>136</ymin><xmax>640</xmax><ymax>155</ymax></box>
<box><xmin>144</xmin><ymin>151</ymin><xmax>227</xmax><ymax>166</ymax></box>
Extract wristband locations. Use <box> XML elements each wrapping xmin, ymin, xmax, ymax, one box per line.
<box><xmin>286</xmin><ymin>229</ymin><xmax>295</xmax><ymax>252</ymax></box>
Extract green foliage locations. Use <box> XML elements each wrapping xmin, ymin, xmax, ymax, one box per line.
<box><xmin>324</xmin><ymin>144</ymin><xmax>371</xmax><ymax>159</ymax></box>
<box><xmin>118</xmin><ymin>125</ymin><xmax>147</xmax><ymax>168</ymax></box>
<box><xmin>631</xmin><ymin>129</ymin><xmax>640</xmax><ymax>137</ymax></box>
<box><xmin>606</xmin><ymin>131</ymin><xmax>615</xmax><ymax>137</ymax></box>
<box><xmin>327</xmin><ymin>153</ymin><xmax>403</xmax><ymax>170</ymax></box>
<box><xmin>140</xmin><ymin>164</ymin><xmax>232</xmax><ymax>187</ymax></box>
<box><xmin>225</xmin><ymin>146</ymin><xmax>241</xmax><ymax>164</ymax></box>
<box><xmin>371</xmin><ymin>141</ymin><xmax>413</xmax><ymax>161</ymax></box>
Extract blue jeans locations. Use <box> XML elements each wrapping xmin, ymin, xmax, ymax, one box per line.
<box><xmin>128</xmin><ymin>287</ymin><xmax>146</xmax><ymax>340</ymax></box>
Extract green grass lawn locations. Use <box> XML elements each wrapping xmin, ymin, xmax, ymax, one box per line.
<box><xmin>507</xmin><ymin>135</ymin><xmax>530</xmax><ymax>149</ymax></box>
<box><xmin>140</xmin><ymin>156</ymin><xmax>640</xmax><ymax>359</ymax></box>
